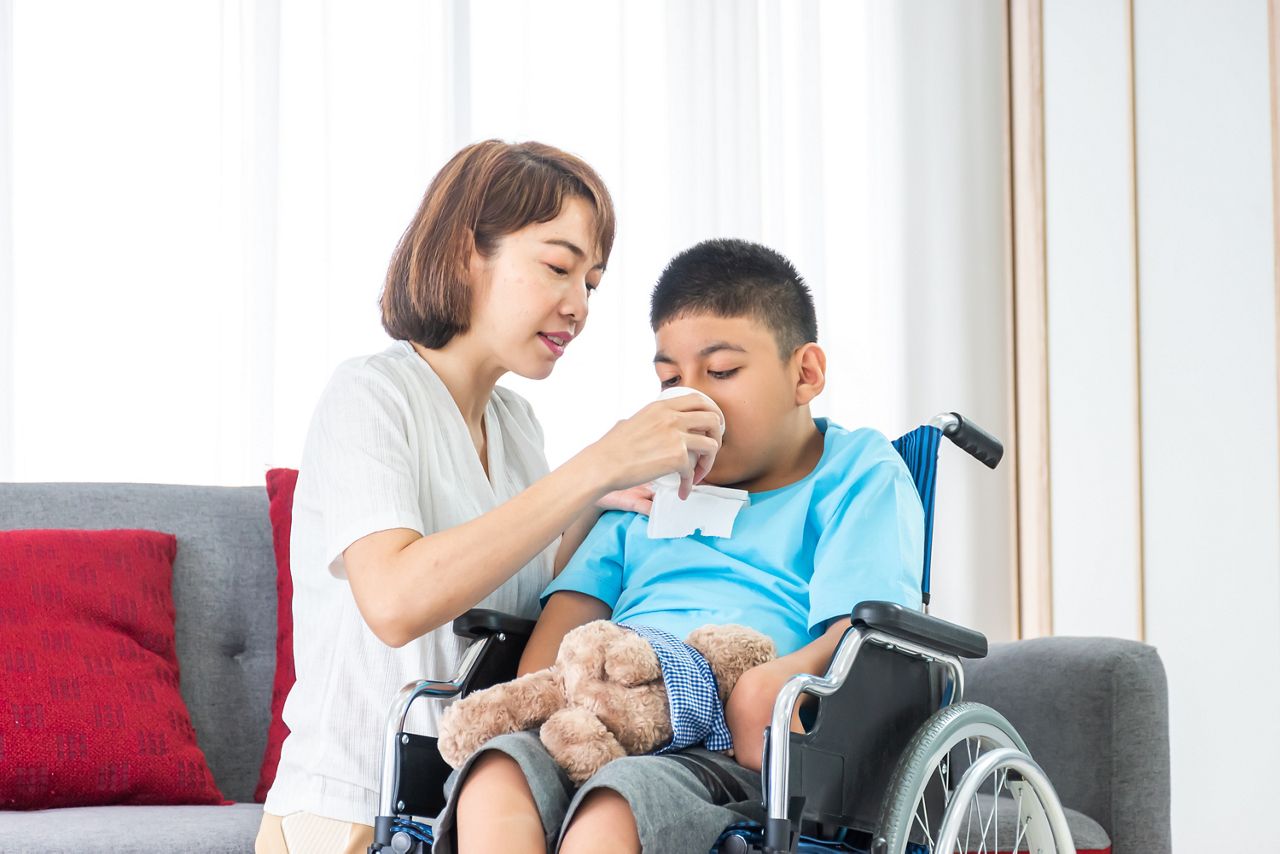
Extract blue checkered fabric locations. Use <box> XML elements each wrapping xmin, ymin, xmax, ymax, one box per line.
<box><xmin>625</xmin><ymin>624</ymin><xmax>733</xmax><ymax>754</ymax></box>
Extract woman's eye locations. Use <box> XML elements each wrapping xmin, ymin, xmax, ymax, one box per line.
<box><xmin>585</xmin><ymin>282</ymin><xmax>599</xmax><ymax>295</ymax></box>
<box><xmin>547</xmin><ymin>264</ymin><xmax>568</xmax><ymax>276</ymax></box>
<box><xmin>659</xmin><ymin>376</ymin><xmax>680</xmax><ymax>388</ymax></box>
<box><xmin>709</xmin><ymin>369</ymin><xmax>739</xmax><ymax>380</ymax></box>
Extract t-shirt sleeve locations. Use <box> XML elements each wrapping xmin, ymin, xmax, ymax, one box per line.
<box><xmin>306</xmin><ymin>365</ymin><xmax>426</xmax><ymax>578</ymax></box>
<box><xmin>539</xmin><ymin>510</ymin><xmax>631</xmax><ymax>611</ymax></box>
<box><xmin>808</xmin><ymin>453</ymin><xmax>925</xmax><ymax>635</ymax></box>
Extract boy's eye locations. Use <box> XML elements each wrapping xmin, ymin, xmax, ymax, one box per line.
<box><xmin>546</xmin><ymin>264</ymin><xmax>568</xmax><ymax>276</ymax></box>
<box><xmin>709</xmin><ymin>368</ymin><xmax>739</xmax><ymax>380</ymax></box>
<box><xmin>659</xmin><ymin>376</ymin><xmax>680</xmax><ymax>388</ymax></box>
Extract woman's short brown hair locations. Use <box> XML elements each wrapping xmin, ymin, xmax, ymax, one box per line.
<box><xmin>380</xmin><ymin>140</ymin><xmax>616</xmax><ymax>348</ymax></box>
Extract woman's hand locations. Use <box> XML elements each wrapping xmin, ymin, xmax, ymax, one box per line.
<box><xmin>582</xmin><ymin>395</ymin><xmax>724</xmax><ymax>500</ymax></box>
<box><xmin>598</xmin><ymin>484</ymin><xmax>656</xmax><ymax>516</ymax></box>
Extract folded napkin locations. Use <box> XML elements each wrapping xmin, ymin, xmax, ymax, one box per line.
<box><xmin>647</xmin><ymin>474</ymin><xmax>749</xmax><ymax>539</ymax></box>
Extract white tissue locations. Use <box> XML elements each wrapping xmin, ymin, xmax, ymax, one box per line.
<box><xmin>645</xmin><ymin>386</ymin><xmax>743</xmax><ymax>539</ymax></box>
<box><xmin>647</xmin><ymin>474</ymin><xmax>749</xmax><ymax>539</ymax></box>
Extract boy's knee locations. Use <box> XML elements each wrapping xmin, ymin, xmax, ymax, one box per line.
<box><xmin>457</xmin><ymin>750</ymin><xmax>533</xmax><ymax>809</ymax></box>
<box><xmin>561</xmin><ymin>788</ymin><xmax>639</xmax><ymax>854</ymax></box>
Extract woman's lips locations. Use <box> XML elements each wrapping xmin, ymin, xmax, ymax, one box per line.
<box><xmin>538</xmin><ymin>333</ymin><xmax>566</xmax><ymax>357</ymax></box>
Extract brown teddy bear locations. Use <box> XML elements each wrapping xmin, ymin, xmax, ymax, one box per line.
<box><xmin>436</xmin><ymin>620</ymin><xmax>777</xmax><ymax>784</ymax></box>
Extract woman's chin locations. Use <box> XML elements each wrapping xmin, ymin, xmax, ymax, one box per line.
<box><xmin>511</xmin><ymin>359</ymin><xmax>557</xmax><ymax>381</ymax></box>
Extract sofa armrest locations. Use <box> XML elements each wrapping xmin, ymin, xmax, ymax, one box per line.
<box><xmin>964</xmin><ymin>637</ymin><xmax>1170</xmax><ymax>854</ymax></box>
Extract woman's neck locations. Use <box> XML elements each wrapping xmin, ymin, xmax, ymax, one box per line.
<box><xmin>410</xmin><ymin>339</ymin><xmax>504</xmax><ymax>429</ymax></box>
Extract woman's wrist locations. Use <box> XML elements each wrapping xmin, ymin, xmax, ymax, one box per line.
<box><xmin>560</xmin><ymin>442</ymin><xmax>616</xmax><ymax>504</ymax></box>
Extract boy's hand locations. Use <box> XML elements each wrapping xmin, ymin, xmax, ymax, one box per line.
<box><xmin>724</xmin><ymin>619</ymin><xmax>852</xmax><ymax>771</ymax></box>
<box><xmin>598</xmin><ymin>484</ymin><xmax>656</xmax><ymax>516</ymax></box>
<box><xmin>724</xmin><ymin>661</ymin><xmax>802</xmax><ymax>772</ymax></box>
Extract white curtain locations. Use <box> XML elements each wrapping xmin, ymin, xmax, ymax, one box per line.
<box><xmin>0</xmin><ymin>0</ymin><xmax>1015</xmax><ymax>638</ymax></box>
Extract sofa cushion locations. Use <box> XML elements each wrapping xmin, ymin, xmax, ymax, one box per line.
<box><xmin>0</xmin><ymin>529</ymin><xmax>223</xmax><ymax>808</ymax></box>
<box><xmin>0</xmin><ymin>483</ymin><xmax>277</xmax><ymax>803</ymax></box>
<box><xmin>0</xmin><ymin>802</ymin><xmax>263</xmax><ymax>853</ymax></box>
<box><xmin>254</xmin><ymin>467</ymin><xmax>300</xmax><ymax>802</ymax></box>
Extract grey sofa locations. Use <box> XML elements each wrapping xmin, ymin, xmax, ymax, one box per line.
<box><xmin>0</xmin><ymin>482</ymin><xmax>1171</xmax><ymax>853</ymax></box>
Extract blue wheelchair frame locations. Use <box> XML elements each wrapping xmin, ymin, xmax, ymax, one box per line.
<box><xmin>369</xmin><ymin>412</ymin><xmax>1007</xmax><ymax>854</ymax></box>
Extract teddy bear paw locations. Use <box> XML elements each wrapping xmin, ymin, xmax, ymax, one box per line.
<box><xmin>540</xmin><ymin>707</ymin><xmax>627</xmax><ymax>785</ymax></box>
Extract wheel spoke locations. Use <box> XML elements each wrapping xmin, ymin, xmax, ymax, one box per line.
<box><xmin>1013</xmin><ymin>786</ymin><xmax>1028</xmax><ymax>853</ymax></box>
<box><xmin>976</xmin><ymin>769</ymin><xmax>1004</xmax><ymax>850</ymax></box>
<box><xmin>913</xmin><ymin>805</ymin><xmax>936</xmax><ymax>850</ymax></box>
<box><xmin>994</xmin><ymin>768</ymin><xmax>1000</xmax><ymax>853</ymax></box>
<box><xmin>941</xmin><ymin>756</ymin><xmax>951</xmax><ymax>808</ymax></box>
<box><xmin>963</xmin><ymin>792</ymin><xmax>977</xmax><ymax>854</ymax></box>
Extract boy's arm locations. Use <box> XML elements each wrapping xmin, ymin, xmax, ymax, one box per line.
<box><xmin>554</xmin><ymin>508</ymin><xmax>603</xmax><ymax>575</ymax></box>
<box><xmin>517</xmin><ymin>591</ymin><xmax>612</xmax><ymax>676</ymax></box>
<box><xmin>723</xmin><ymin>617</ymin><xmax>853</xmax><ymax>772</ymax></box>
<box><xmin>554</xmin><ymin>485</ymin><xmax>655</xmax><ymax>575</ymax></box>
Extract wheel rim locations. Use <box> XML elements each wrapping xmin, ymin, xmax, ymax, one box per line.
<box><xmin>877</xmin><ymin>703</ymin><xmax>1072</xmax><ymax>854</ymax></box>
<box><xmin>905</xmin><ymin>722</ymin><xmax>1024</xmax><ymax>852</ymax></box>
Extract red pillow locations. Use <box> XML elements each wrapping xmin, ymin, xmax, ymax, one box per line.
<box><xmin>254</xmin><ymin>467</ymin><xmax>299</xmax><ymax>802</ymax></box>
<box><xmin>0</xmin><ymin>529</ymin><xmax>225</xmax><ymax>808</ymax></box>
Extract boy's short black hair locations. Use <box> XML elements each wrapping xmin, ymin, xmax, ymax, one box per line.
<box><xmin>649</xmin><ymin>238</ymin><xmax>818</xmax><ymax>356</ymax></box>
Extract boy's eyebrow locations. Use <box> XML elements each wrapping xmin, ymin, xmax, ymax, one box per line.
<box><xmin>542</xmin><ymin>238</ymin><xmax>606</xmax><ymax>271</ymax></box>
<box><xmin>653</xmin><ymin>342</ymin><xmax>747</xmax><ymax>364</ymax></box>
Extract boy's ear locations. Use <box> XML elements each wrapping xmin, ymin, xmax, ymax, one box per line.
<box><xmin>793</xmin><ymin>343</ymin><xmax>826</xmax><ymax>405</ymax></box>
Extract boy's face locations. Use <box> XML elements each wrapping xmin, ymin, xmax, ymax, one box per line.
<box><xmin>653</xmin><ymin>313</ymin><xmax>802</xmax><ymax>488</ymax></box>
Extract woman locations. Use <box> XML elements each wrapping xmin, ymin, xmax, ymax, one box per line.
<box><xmin>256</xmin><ymin>140</ymin><xmax>721</xmax><ymax>853</ymax></box>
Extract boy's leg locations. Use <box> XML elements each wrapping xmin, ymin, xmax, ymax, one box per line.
<box><xmin>558</xmin><ymin>749</ymin><xmax>765</xmax><ymax>854</ymax></box>
<box><xmin>455</xmin><ymin>752</ymin><xmax>543</xmax><ymax>853</ymax></box>
<box><xmin>558</xmin><ymin>789</ymin><xmax>640</xmax><ymax>854</ymax></box>
<box><xmin>432</xmin><ymin>730</ymin><xmax>576</xmax><ymax>854</ymax></box>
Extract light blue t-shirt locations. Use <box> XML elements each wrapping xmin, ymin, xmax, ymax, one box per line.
<box><xmin>542</xmin><ymin>419</ymin><xmax>925</xmax><ymax>656</ymax></box>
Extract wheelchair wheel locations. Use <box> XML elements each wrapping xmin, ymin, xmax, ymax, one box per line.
<box><xmin>874</xmin><ymin>702</ymin><xmax>1074</xmax><ymax>854</ymax></box>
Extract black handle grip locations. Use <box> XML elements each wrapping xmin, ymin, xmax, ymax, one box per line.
<box><xmin>452</xmin><ymin>608</ymin><xmax>537</xmax><ymax>641</ymax></box>
<box><xmin>943</xmin><ymin>413</ymin><xmax>1004</xmax><ymax>469</ymax></box>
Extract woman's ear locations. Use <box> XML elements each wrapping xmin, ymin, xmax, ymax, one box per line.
<box><xmin>793</xmin><ymin>343</ymin><xmax>827</xmax><ymax>405</ymax></box>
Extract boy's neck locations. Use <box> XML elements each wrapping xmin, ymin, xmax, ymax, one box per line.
<box><xmin>726</xmin><ymin>411</ymin><xmax>825</xmax><ymax>494</ymax></box>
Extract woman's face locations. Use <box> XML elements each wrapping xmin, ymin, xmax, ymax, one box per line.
<box><xmin>466</xmin><ymin>196</ymin><xmax>605</xmax><ymax>380</ymax></box>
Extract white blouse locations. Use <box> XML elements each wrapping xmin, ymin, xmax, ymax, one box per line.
<box><xmin>264</xmin><ymin>340</ymin><xmax>554</xmax><ymax>825</ymax></box>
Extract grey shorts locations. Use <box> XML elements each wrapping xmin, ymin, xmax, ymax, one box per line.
<box><xmin>431</xmin><ymin>730</ymin><xmax>765</xmax><ymax>854</ymax></box>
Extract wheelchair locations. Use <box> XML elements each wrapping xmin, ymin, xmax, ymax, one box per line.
<box><xmin>368</xmin><ymin>413</ymin><xmax>1077</xmax><ymax>854</ymax></box>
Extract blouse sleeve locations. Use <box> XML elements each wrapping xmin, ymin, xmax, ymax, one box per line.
<box><xmin>304</xmin><ymin>364</ymin><xmax>426</xmax><ymax>578</ymax></box>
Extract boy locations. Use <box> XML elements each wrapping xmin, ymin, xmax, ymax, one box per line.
<box><xmin>435</xmin><ymin>239</ymin><xmax>924</xmax><ymax>854</ymax></box>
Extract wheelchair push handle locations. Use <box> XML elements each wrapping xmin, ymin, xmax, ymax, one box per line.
<box><xmin>936</xmin><ymin>412</ymin><xmax>1003</xmax><ymax>469</ymax></box>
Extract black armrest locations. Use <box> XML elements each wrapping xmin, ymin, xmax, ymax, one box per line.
<box><xmin>452</xmin><ymin>608</ymin><xmax>537</xmax><ymax>642</ymax></box>
<box><xmin>851</xmin><ymin>600</ymin><xmax>987</xmax><ymax>659</ymax></box>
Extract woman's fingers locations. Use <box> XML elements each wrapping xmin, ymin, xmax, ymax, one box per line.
<box><xmin>590</xmin><ymin>394</ymin><xmax>726</xmax><ymax>494</ymax></box>
<box><xmin>683</xmin><ymin>434</ymin><xmax>720</xmax><ymax>495</ymax></box>
<box><xmin>598</xmin><ymin>484</ymin><xmax>656</xmax><ymax>516</ymax></box>
<box><xmin>676</xmin><ymin>409</ymin><xmax>725</xmax><ymax>439</ymax></box>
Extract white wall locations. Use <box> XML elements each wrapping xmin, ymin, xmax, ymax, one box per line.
<box><xmin>1044</xmin><ymin>0</ymin><xmax>1145</xmax><ymax>640</ymax></box>
<box><xmin>1136</xmin><ymin>1</ymin><xmax>1280</xmax><ymax>846</ymax></box>
<box><xmin>1044</xmin><ymin>1</ymin><xmax>1280</xmax><ymax>848</ymax></box>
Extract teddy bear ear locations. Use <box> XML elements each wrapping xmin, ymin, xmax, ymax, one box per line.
<box><xmin>602</xmin><ymin>630</ymin><xmax>662</xmax><ymax>686</ymax></box>
<box><xmin>685</xmin><ymin>625</ymin><xmax>777</xmax><ymax>673</ymax></box>
<box><xmin>561</xmin><ymin>621</ymin><xmax>614</xmax><ymax>677</ymax></box>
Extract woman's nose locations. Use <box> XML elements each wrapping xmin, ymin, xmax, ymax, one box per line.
<box><xmin>561</xmin><ymin>282</ymin><xmax>589</xmax><ymax>322</ymax></box>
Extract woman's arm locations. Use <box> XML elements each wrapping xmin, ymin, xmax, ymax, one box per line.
<box><xmin>723</xmin><ymin>618</ymin><xmax>853</xmax><ymax>772</ymax></box>
<box><xmin>344</xmin><ymin>398</ymin><xmax>720</xmax><ymax>648</ymax></box>
<box><xmin>517</xmin><ymin>591</ymin><xmax>612</xmax><ymax>675</ymax></box>
<box><xmin>553</xmin><ymin>483</ymin><xmax>655</xmax><ymax>575</ymax></box>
